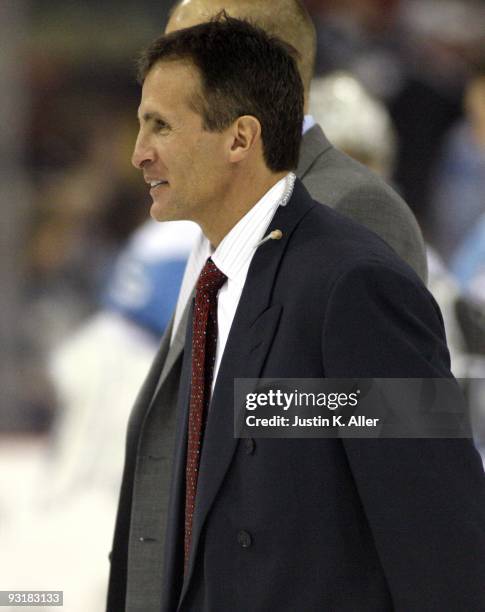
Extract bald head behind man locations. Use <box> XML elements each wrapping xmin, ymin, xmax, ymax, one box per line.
<box><xmin>167</xmin><ymin>0</ymin><xmax>316</xmax><ymax>109</ymax></box>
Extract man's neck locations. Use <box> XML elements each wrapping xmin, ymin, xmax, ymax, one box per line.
<box><xmin>201</xmin><ymin>170</ymin><xmax>288</xmax><ymax>248</ymax></box>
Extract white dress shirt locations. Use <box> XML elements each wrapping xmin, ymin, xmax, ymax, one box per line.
<box><xmin>173</xmin><ymin>172</ymin><xmax>296</xmax><ymax>391</ymax></box>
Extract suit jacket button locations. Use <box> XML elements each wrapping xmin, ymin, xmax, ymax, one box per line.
<box><xmin>237</xmin><ymin>530</ymin><xmax>252</xmax><ymax>548</ymax></box>
<box><xmin>244</xmin><ymin>438</ymin><xmax>255</xmax><ymax>455</ymax></box>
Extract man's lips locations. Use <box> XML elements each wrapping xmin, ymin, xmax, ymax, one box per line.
<box><xmin>148</xmin><ymin>179</ymin><xmax>168</xmax><ymax>189</ymax></box>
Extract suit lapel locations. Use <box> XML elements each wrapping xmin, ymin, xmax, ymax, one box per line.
<box><xmin>154</xmin><ymin>300</ymin><xmax>192</xmax><ymax>396</ymax></box>
<box><xmin>179</xmin><ymin>180</ymin><xmax>317</xmax><ymax>601</ymax></box>
<box><xmin>125</xmin><ymin>319</ymin><xmax>173</xmax><ymax>451</ymax></box>
<box><xmin>161</xmin><ymin>301</ymin><xmax>195</xmax><ymax>610</ymax></box>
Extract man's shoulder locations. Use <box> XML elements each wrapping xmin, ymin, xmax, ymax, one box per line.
<box><xmin>300</xmin><ymin>125</ymin><xmax>404</xmax><ymax>209</ymax></box>
<box><xmin>292</xmin><ymin>196</ymin><xmax>414</xmax><ymax>274</ymax></box>
<box><xmin>278</xmin><ymin>199</ymin><xmax>436</xmax><ymax>342</ymax></box>
<box><xmin>298</xmin><ymin>124</ymin><xmax>427</xmax><ymax>281</ymax></box>
<box><xmin>279</xmin><ymin>189</ymin><xmax>416</xmax><ymax>290</ymax></box>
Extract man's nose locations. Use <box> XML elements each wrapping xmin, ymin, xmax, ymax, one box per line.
<box><xmin>131</xmin><ymin>133</ymin><xmax>154</xmax><ymax>169</ymax></box>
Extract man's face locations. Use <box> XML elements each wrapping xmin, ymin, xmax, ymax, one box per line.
<box><xmin>132</xmin><ymin>60</ymin><xmax>231</xmax><ymax>225</ymax></box>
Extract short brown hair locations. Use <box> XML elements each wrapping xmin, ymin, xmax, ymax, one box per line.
<box><xmin>138</xmin><ymin>13</ymin><xmax>304</xmax><ymax>171</ymax></box>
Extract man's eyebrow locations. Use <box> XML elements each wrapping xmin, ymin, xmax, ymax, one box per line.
<box><xmin>138</xmin><ymin>111</ymin><xmax>169</xmax><ymax>124</ymax></box>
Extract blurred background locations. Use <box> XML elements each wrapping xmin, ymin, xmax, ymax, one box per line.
<box><xmin>1</xmin><ymin>0</ymin><xmax>484</xmax><ymax>609</ymax></box>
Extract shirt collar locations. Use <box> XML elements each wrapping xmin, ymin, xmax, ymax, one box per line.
<box><xmin>303</xmin><ymin>114</ymin><xmax>316</xmax><ymax>135</ymax></box>
<box><xmin>211</xmin><ymin>172</ymin><xmax>295</xmax><ymax>282</ymax></box>
<box><xmin>171</xmin><ymin>173</ymin><xmax>296</xmax><ymax>342</ymax></box>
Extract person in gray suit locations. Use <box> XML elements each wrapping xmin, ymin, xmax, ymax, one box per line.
<box><xmin>107</xmin><ymin>2</ymin><xmax>428</xmax><ymax>609</ymax></box>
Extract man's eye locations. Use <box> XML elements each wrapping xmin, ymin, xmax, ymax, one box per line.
<box><xmin>156</xmin><ymin>120</ymin><xmax>169</xmax><ymax>131</ymax></box>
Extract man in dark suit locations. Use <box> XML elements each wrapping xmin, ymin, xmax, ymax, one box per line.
<box><xmin>107</xmin><ymin>14</ymin><xmax>485</xmax><ymax>612</ymax></box>
<box><xmin>107</xmin><ymin>5</ymin><xmax>430</xmax><ymax>605</ymax></box>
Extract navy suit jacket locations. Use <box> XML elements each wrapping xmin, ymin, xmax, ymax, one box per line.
<box><xmin>107</xmin><ymin>125</ymin><xmax>429</xmax><ymax>612</ymax></box>
<box><xmin>162</xmin><ymin>180</ymin><xmax>485</xmax><ymax>611</ymax></box>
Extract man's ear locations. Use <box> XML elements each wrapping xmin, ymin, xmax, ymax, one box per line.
<box><xmin>228</xmin><ymin>115</ymin><xmax>262</xmax><ymax>163</ymax></box>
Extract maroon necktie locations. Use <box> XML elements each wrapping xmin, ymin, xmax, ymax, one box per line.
<box><xmin>184</xmin><ymin>257</ymin><xmax>227</xmax><ymax>571</ymax></box>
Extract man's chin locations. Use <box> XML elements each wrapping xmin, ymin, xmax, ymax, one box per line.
<box><xmin>150</xmin><ymin>199</ymin><xmax>175</xmax><ymax>223</ymax></box>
